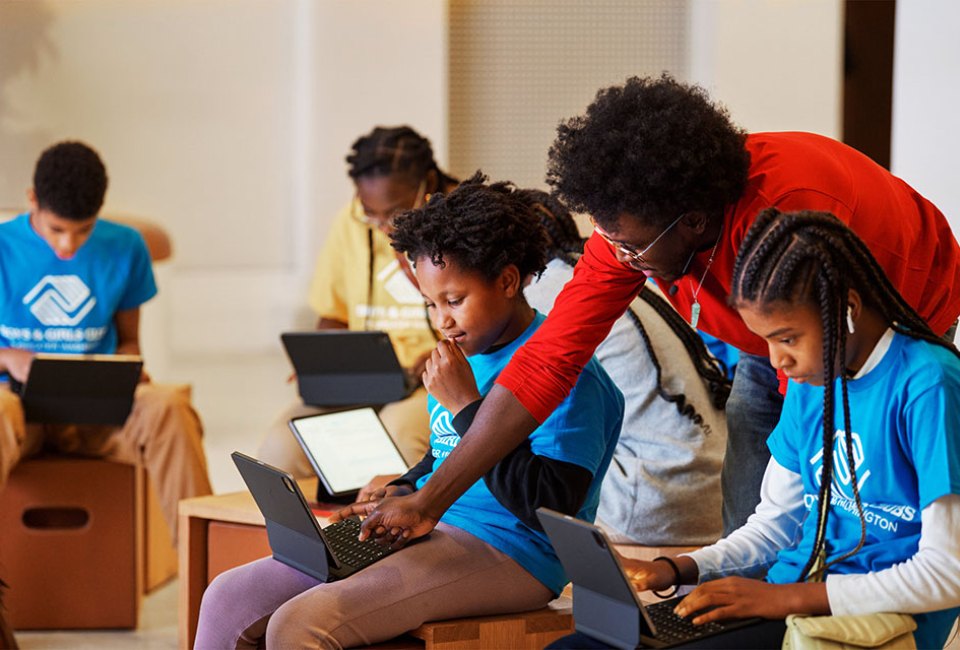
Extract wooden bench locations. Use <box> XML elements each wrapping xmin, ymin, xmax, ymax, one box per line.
<box><xmin>407</xmin><ymin>596</ymin><xmax>573</xmax><ymax>650</ymax></box>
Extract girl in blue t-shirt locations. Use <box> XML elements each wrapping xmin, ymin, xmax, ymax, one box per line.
<box><xmin>195</xmin><ymin>174</ymin><xmax>624</xmax><ymax>649</ymax></box>
<box><xmin>617</xmin><ymin>209</ymin><xmax>960</xmax><ymax>649</ymax></box>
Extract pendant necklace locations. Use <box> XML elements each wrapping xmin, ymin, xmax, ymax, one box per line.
<box><xmin>689</xmin><ymin>222</ymin><xmax>724</xmax><ymax>330</ymax></box>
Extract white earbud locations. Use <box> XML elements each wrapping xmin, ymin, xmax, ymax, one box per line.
<box><xmin>846</xmin><ymin>306</ymin><xmax>856</xmax><ymax>334</ymax></box>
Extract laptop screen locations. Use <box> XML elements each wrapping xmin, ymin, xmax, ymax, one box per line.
<box><xmin>289</xmin><ymin>408</ymin><xmax>409</xmax><ymax>496</ymax></box>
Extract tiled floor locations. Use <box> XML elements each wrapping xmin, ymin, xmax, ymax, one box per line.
<box><xmin>12</xmin><ymin>351</ymin><xmax>293</xmax><ymax>649</ymax></box>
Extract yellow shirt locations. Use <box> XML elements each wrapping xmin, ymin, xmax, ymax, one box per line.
<box><xmin>308</xmin><ymin>204</ymin><xmax>437</xmax><ymax>369</ymax></box>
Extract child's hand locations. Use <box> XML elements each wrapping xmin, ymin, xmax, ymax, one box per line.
<box><xmin>328</xmin><ymin>500</ymin><xmax>379</xmax><ymax>524</ymax></box>
<box><xmin>620</xmin><ymin>557</ymin><xmax>678</xmax><ymax>593</ymax></box>
<box><xmin>1</xmin><ymin>349</ymin><xmax>35</xmax><ymax>384</ymax></box>
<box><xmin>357</xmin><ymin>474</ymin><xmax>403</xmax><ymax>502</ymax></box>
<box><xmin>422</xmin><ymin>340</ymin><xmax>481</xmax><ymax>415</ymax></box>
<box><xmin>673</xmin><ymin>578</ymin><xmax>828</xmax><ymax>624</ymax></box>
<box><xmin>329</xmin><ymin>483</ymin><xmax>415</xmax><ymax>523</ymax></box>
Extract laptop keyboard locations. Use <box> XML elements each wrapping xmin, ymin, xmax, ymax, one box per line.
<box><xmin>646</xmin><ymin>598</ymin><xmax>728</xmax><ymax>644</ymax></box>
<box><xmin>322</xmin><ymin>517</ymin><xmax>395</xmax><ymax>570</ymax></box>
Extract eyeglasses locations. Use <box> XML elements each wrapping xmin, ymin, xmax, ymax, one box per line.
<box><xmin>350</xmin><ymin>180</ymin><xmax>427</xmax><ymax>230</ymax></box>
<box><xmin>591</xmin><ymin>212</ymin><xmax>687</xmax><ymax>267</ymax></box>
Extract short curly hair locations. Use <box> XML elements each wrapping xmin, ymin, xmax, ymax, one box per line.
<box><xmin>390</xmin><ymin>172</ymin><xmax>548</xmax><ymax>283</ymax></box>
<box><xmin>546</xmin><ymin>73</ymin><xmax>750</xmax><ymax>230</ymax></box>
<box><xmin>33</xmin><ymin>141</ymin><xmax>108</xmax><ymax>221</ymax></box>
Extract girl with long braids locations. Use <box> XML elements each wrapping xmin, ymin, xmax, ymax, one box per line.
<box><xmin>581</xmin><ymin>209</ymin><xmax>960</xmax><ymax>650</ymax></box>
<box><xmin>258</xmin><ymin>125</ymin><xmax>457</xmax><ymax>472</ymax></box>
<box><xmin>521</xmin><ymin>189</ymin><xmax>730</xmax><ymax>545</ymax></box>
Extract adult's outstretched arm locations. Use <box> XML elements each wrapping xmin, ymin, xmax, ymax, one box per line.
<box><xmin>359</xmin><ymin>384</ymin><xmax>537</xmax><ymax>543</ymax></box>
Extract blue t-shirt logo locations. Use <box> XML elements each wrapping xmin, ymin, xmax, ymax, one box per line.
<box><xmin>24</xmin><ymin>274</ymin><xmax>98</xmax><ymax>326</ymax></box>
<box><xmin>808</xmin><ymin>430</ymin><xmax>872</xmax><ymax>502</ymax></box>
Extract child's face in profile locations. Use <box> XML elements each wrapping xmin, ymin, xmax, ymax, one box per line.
<box><xmin>29</xmin><ymin>208</ymin><xmax>97</xmax><ymax>260</ymax></box>
<box><xmin>738</xmin><ymin>300</ymin><xmax>827</xmax><ymax>386</ymax></box>
<box><xmin>414</xmin><ymin>255</ymin><xmax>521</xmax><ymax>356</ymax></box>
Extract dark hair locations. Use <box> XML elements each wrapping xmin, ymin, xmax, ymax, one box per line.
<box><xmin>730</xmin><ymin>208</ymin><xmax>960</xmax><ymax>580</ymax></box>
<box><xmin>390</xmin><ymin>172</ymin><xmax>547</xmax><ymax>283</ymax></box>
<box><xmin>516</xmin><ymin>188</ymin><xmax>731</xmax><ymax>423</ymax></box>
<box><xmin>546</xmin><ymin>73</ymin><xmax>750</xmax><ymax>230</ymax></box>
<box><xmin>33</xmin><ymin>141</ymin><xmax>108</xmax><ymax>221</ymax></box>
<box><xmin>346</xmin><ymin>125</ymin><xmax>457</xmax><ymax>188</ymax></box>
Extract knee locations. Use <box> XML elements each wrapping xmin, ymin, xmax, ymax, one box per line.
<box><xmin>134</xmin><ymin>384</ymin><xmax>202</xmax><ymax>438</ymax></box>
<box><xmin>264</xmin><ymin>601</ymin><xmax>301</xmax><ymax>647</ymax></box>
<box><xmin>196</xmin><ymin>569</ymin><xmax>245</xmax><ymax>642</ymax></box>
<box><xmin>266</xmin><ymin>595</ymin><xmax>339</xmax><ymax>649</ymax></box>
<box><xmin>136</xmin><ymin>383</ymin><xmax>193</xmax><ymax>414</ymax></box>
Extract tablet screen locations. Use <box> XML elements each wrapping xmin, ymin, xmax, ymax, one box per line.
<box><xmin>289</xmin><ymin>408</ymin><xmax>409</xmax><ymax>495</ymax></box>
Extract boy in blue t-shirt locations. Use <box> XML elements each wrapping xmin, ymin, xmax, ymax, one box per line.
<box><xmin>193</xmin><ymin>174</ymin><xmax>624</xmax><ymax>649</ymax></box>
<box><xmin>0</xmin><ymin>141</ymin><xmax>212</xmax><ymax>547</ymax></box>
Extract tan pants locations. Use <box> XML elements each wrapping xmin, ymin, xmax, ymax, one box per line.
<box><xmin>257</xmin><ymin>386</ymin><xmax>431</xmax><ymax>476</ymax></box>
<box><xmin>0</xmin><ymin>382</ymin><xmax>212</xmax><ymax>544</ymax></box>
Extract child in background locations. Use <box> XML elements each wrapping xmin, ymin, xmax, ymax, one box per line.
<box><xmin>195</xmin><ymin>175</ymin><xmax>623</xmax><ymax>649</ymax></box>
<box><xmin>258</xmin><ymin>125</ymin><xmax>456</xmax><ymax>469</ymax></box>
<box><xmin>558</xmin><ymin>209</ymin><xmax>960</xmax><ymax>650</ymax></box>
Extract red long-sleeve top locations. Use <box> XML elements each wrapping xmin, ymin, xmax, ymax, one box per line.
<box><xmin>499</xmin><ymin>132</ymin><xmax>960</xmax><ymax>422</ymax></box>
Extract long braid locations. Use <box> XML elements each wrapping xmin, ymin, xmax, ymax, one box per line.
<box><xmin>731</xmin><ymin>208</ymin><xmax>960</xmax><ymax>582</ymax></box>
<box><xmin>517</xmin><ymin>188</ymin><xmax>732</xmax><ymax>422</ymax></box>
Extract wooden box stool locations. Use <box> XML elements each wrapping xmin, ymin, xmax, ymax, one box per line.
<box><xmin>0</xmin><ymin>456</ymin><xmax>173</xmax><ymax>630</ymax></box>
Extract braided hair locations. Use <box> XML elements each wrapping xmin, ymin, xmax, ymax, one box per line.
<box><xmin>390</xmin><ymin>172</ymin><xmax>547</xmax><ymax>284</ymax></box>
<box><xmin>515</xmin><ymin>188</ymin><xmax>731</xmax><ymax>423</ymax></box>
<box><xmin>730</xmin><ymin>208</ymin><xmax>960</xmax><ymax>581</ymax></box>
<box><xmin>346</xmin><ymin>125</ymin><xmax>457</xmax><ymax>188</ymax></box>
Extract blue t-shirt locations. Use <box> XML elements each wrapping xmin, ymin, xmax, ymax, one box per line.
<box><xmin>767</xmin><ymin>332</ymin><xmax>960</xmax><ymax>649</ymax></box>
<box><xmin>417</xmin><ymin>312</ymin><xmax>624</xmax><ymax>595</ymax></box>
<box><xmin>0</xmin><ymin>214</ymin><xmax>157</xmax><ymax>366</ymax></box>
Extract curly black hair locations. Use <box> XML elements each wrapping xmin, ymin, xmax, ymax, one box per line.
<box><xmin>546</xmin><ymin>73</ymin><xmax>750</xmax><ymax>230</ymax></box>
<box><xmin>390</xmin><ymin>172</ymin><xmax>548</xmax><ymax>283</ymax></box>
<box><xmin>33</xmin><ymin>141</ymin><xmax>108</xmax><ymax>221</ymax></box>
<box><xmin>346</xmin><ymin>125</ymin><xmax>457</xmax><ymax>188</ymax></box>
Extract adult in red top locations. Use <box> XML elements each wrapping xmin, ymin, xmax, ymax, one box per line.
<box><xmin>360</xmin><ymin>74</ymin><xmax>960</xmax><ymax>544</ymax></box>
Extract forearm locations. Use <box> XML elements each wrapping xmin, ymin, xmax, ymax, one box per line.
<box><xmin>416</xmin><ymin>384</ymin><xmax>538</xmax><ymax>515</ymax></box>
<box><xmin>115</xmin><ymin>342</ymin><xmax>141</xmax><ymax>356</ymax></box>
<box><xmin>826</xmin><ymin>495</ymin><xmax>960</xmax><ymax>615</ymax></box>
<box><xmin>688</xmin><ymin>459</ymin><xmax>805</xmax><ymax>581</ymax></box>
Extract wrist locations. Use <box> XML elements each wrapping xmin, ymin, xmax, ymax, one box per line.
<box><xmin>652</xmin><ymin>557</ymin><xmax>681</xmax><ymax>598</ymax></box>
<box><xmin>411</xmin><ymin>478</ymin><xmax>453</xmax><ymax>521</ymax></box>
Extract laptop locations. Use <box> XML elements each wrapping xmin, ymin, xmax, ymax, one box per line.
<box><xmin>10</xmin><ymin>353</ymin><xmax>143</xmax><ymax>426</ymax></box>
<box><xmin>231</xmin><ymin>451</ymin><xmax>398</xmax><ymax>582</ymax></box>
<box><xmin>281</xmin><ymin>331</ymin><xmax>414</xmax><ymax>407</ymax></box>
<box><xmin>536</xmin><ymin>508</ymin><xmax>773</xmax><ymax>649</ymax></box>
<box><xmin>288</xmin><ymin>408</ymin><xmax>409</xmax><ymax>503</ymax></box>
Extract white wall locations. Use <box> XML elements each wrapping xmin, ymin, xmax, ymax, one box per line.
<box><xmin>891</xmin><ymin>0</ymin><xmax>960</xmax><ymax>235</ymax></box>
<box><xmin>0</xmin><ymin>0</ymin><xmax>446</xmax><ymax>360</ymax></box>
<box><xmin>688</xmin><ymin>0</ymin><xmax>843</xmax><ymax>138</ymax></box>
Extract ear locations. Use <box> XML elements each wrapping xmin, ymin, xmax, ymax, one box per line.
<box><xmin>680</xmin><ymin>211</ymin><xmax>710</xmax><ymax>235</ymax></box>
<box><xmin>498</xmin><ymin>264</ymin><xmax>522</xmax><ymax>298</ymax></box>
<box><xmin>26</xmin><ymin>188</ymin><xmax>38</xmax><ymax>212</ymax></box>
<box><xmin>846</xmin><ymin>288</ymin><xmax>863</xmax><ymax>322</ymax></box>
<box><xmin>425</xmin><ymin>169</ymin><xmax>440</xmax><ymax>194</ymax></box>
